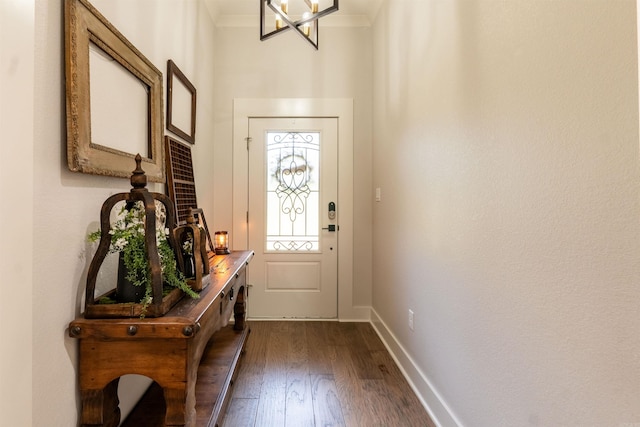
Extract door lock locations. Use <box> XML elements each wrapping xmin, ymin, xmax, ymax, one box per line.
<box><xmin>328</xmin><ymin>202</ymin><xmax>336</xmax><ymax>220</ymax></box>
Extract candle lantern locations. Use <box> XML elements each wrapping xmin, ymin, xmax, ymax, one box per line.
<box><xmin>173</xmin><ymin>211</ymin><xmax>210</xmax><ymax>291</ymax></box>
<box><xmin>214</xmin><ymin>231</ymin><xmax>230</xmax><ymax>255</ymax></box>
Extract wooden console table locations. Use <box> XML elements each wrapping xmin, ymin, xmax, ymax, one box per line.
<box><xmin>68</xmin><ymin>250</ymin><xmax>254</xmax><ymax>427</ymax></box>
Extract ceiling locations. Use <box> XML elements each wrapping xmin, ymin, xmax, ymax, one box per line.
<box><xmin>203</xmin><ymin>0</ymin><xmax>383</xmax><ymax>27</ymax></box>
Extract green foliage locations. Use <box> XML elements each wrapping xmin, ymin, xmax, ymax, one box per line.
<box><xmin>96</xmin><ymin>295</ymin><xmax>117</xmax><ymax>304</ymax></box>
<box><xmin>88</xmin><ymin>201</ymin><xmax>199</xmax><ymax>316</ymax></box>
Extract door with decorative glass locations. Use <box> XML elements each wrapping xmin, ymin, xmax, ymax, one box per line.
<box><xmin>247</xmin><ymin>117</ymin><xmax>338</xmax><ymax>318</ymax></box>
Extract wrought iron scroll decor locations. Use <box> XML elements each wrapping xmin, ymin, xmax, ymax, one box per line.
<box><xmin>274</xmin><ymin>133</ymin><xmax>313</xmax><ymax>223</ymax></box>
<box><xmin>266</xmin><ymin>131</ymin><xmax>320</xmax><ymax>251</ymax></box>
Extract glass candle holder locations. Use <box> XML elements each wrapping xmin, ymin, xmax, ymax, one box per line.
<box><xmin>214</xmin><ymin>231</ymin><xmax>230</xmax><ymax>255</ymax></box>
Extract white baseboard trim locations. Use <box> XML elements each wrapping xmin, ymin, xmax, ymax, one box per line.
<box><xmin>339</xmin><ymin>305</ymin><xmax>371</xmax><ymax>322</ymax></box>
<box><xmin>370</xmin><ymin>309</ymin><xmax>462</xmax><ymax>427</ymax></box>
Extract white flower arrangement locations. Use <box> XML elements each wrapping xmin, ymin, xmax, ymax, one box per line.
<box><xmin>182</xmin><ymin>238</ymin><xmax>193</xmax><ymax>255</ymax></box>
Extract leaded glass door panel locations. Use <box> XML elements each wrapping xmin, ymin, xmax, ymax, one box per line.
<box><xmin>248</xmin><ymin>118</ymin><xmax>338</xmax><ymax>318</ymax></box>
<box><xmin>266</xmin><ymin>130</ymin><xmax>320</xmax><ymax>251</ymax></box>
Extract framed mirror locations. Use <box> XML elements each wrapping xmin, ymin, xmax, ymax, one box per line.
<box><xmin>64</xmin><ymin>0</ymin><xmax>165</xmax><ymax>182</ymax></box>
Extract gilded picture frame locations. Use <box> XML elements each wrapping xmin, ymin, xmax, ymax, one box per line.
<box><xmin>64</xmin><ymin>0</ymin><xmax>165</xmax><ymax>182</ymax></box>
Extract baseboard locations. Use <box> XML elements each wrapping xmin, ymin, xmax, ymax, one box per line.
<box><xmin>370</xmin><ymin>309</ymin><xmax>462</xmax><ymax>427</ymax></box>
<box><xmin>339</xmin><ymin>305</ymin><xmax>371</xmax><ymax>322</ymax></box>
<box><xmin>246</xmin><ymin>305</ymin><xmax>372</xmax><ymax>323</ymax></box>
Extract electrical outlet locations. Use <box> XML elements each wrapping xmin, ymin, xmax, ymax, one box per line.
<box><xmin>408</xmin><ymin>309</ymin><xmax>414</xmax><ymax>331</ymax></box>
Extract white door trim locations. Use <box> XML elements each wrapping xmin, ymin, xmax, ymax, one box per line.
<box><xmin>232</xmin><ymin>98</ymin><xmax>364</xmax><ymax>321</ymax></box>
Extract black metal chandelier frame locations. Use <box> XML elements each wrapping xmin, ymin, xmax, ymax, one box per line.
<box><xmin>260</xmin><ymin>0</ymin><xmax>339</xmax><ymax>50</ymax></box>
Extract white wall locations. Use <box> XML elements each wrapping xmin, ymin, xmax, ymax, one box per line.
<box><xmin>212</xmin><ymin>24</ymin><xmax>374</xmax><ymax>310</ymax></box>
<box><xmin>1</xmin><ymin>1</ymin><xmax>35</xmax><ymax>426</ymax></box>
<box><xmin>25</xmin><ymin>1</ymin><xmax>217</xmax><ymax>425</ymax></box>
<box><xmin>371</xmin><ymin>1</ymin><xmax>640</xmax><ymax>426</ymax></box>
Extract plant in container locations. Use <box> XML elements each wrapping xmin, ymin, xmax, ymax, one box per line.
<box><xmin>88</xmin><ymin>200</ymin><xmax>199</xmax><ymax>315</ymax></box>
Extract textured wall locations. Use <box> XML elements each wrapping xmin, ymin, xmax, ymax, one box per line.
<box><xmin>372</xmin><ymin>1</ymin><xmax>640</xmax><ymax>425</ymax></box>
<box><xmin>1</xmin><ymin>1</ymin><xmax>35</xmax><ymax>426</ymax></box>
<box><xmin>28</xmin><ymin>1</ymin><xmax>217</xmax><ymax>425</ymax></box>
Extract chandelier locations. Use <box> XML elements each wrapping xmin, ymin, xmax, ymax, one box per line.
<box><xmin>260</xmin><ymin>0</ymin><xmax>339</xmax><ymax>50</ymax></box>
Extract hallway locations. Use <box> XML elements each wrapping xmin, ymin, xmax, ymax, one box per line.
<box><xmin>223</xmin><ymin>321</ymin><xmax>435</xmax><ymax>427</ymax></box>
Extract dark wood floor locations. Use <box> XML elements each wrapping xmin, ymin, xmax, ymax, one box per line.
<box><xmin>222</xmin><ymin>321</ymin><xmax>436</xmax><ymax>427</ymax></box>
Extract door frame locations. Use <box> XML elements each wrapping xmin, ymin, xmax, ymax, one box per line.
<box><xmin>232</xmin><ymin>98</ymin><xmax>363</xmax><ymax>321</ymax></box>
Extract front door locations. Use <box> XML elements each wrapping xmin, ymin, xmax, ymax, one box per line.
<box><xmin>247</xmin><ymin>117</ymin><xmax>338</xmax><ymax>318</ymax></box>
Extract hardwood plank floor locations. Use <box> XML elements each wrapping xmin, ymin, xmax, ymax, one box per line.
<box><xmin>222</xmin><ymin>321</ymin><xmax>436</xmax><ymax>427</ymax></box>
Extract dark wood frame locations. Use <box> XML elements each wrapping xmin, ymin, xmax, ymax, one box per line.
<box><xmin>167</xmin><ymin>60</ymin><xmax>197</xmax><ymax>144</ymax></box>
<box><xmin>189</xmin><ymin>207</ymin><xmax>214</xmax><ymax>253</ymax></box>
<box><xmin>64</xmin><ymin>0</ymin><xmax>165</xmax><ymax>182</ymax></box>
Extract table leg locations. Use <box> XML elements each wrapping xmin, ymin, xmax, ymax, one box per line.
<box><xmin>80</xmin><ymin>378</ymin><xmax>120</xmax><ymax>427</ymax></box>
<box><xmin>233</xmin><ymin>285</ymin><xmax>246</xmax><ymax>331</ymax></box>
<box><xmin>163</xmin><ymin>378</ymin><xmax>198</xmax><ymax>427</ymax></box>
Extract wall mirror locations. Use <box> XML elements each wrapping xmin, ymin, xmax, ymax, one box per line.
<box><xmin>64</xmin><ymin>0</ymin><xmax>165</xmax><ymax>182</ymax></box>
